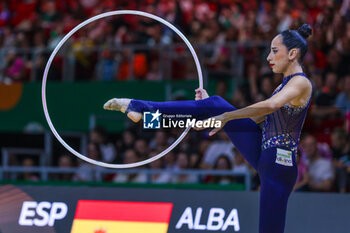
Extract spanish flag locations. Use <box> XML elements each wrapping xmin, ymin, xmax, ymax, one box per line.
<box><xmin>71</xmin><ymin>200</ymin><xmax>173</xmax><ymax>233</ymax></box>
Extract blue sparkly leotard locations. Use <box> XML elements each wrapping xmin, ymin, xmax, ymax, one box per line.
<box><xmin>262</xmin><ymin>72</ymin><xmax>311</xmax><ymax>154</ymax></box>
<box><xmin>126</xmin><ymin>72</ymin><xmax>311</xmax><ymax>233</ymax></box>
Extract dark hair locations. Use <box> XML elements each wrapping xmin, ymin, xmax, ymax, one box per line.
<box><xmin>213</xmin><ymin>154</ymin><xmax>232</xmax><ymax>170</ymax></box>
<box><xmin>92</xmin><ymin>126</ymin><xmax>107</xmax><ymax>140</ymax></box>
<box><xmin>281</xmin><ymin>24</ymin><xmax>312</xmax><ymax>62</ymax></box>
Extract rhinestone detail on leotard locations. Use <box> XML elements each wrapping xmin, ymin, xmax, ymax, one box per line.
<box><xmin>261</xmin><ymin>133</ymin><xmax>298</xmax><ymax>153</ymax></box>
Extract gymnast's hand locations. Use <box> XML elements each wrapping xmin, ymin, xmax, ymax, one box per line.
<box><xmin>192</xmin><ymin>113</ymin><xmax>228</xmax><ymax>136</ymax></box>
<box><xmin>208</xmin><ymin>113</ymin><xmax>228</xmax><ymax>136</ymax></box>
<box><xmin>195</xmin><ymin>88</ymin><xmax>209</xmax><ymax>100</ymax></box>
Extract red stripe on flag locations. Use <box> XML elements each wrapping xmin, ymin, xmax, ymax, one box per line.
<box><xmin>74</xmin><ymin>200</ymin><xmax>173</xmax><ymax>223</ymax></box>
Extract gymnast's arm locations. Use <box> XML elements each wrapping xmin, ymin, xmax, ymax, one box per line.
<box><xmin>195</xmin><ymin>88</ymin><xmax>264</xmax><ymax>124</ymax></box>
<box><xmin>249</xmin><ymin>84</ymin><xmax>282</xmax><ymax>124</ymax></box>
<box><xmin>250</xmin><ymin>116</ymin><xmax>265</xmax><ymax>124</ymax></box>
<box><xmin>223</xmin><ymin>76</ymin><xmax>311</xmax><ymax>120</ymax></box>
<box><xmin>208</xmin><ymin>76</ymin><xmax>311</xmax><ymax>135</ymax></box>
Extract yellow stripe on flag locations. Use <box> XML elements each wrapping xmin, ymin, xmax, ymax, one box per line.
<box><xmin>71</xmin><ymin>219</ymin><xmax>169</xmax><ymax>233</ymax></box>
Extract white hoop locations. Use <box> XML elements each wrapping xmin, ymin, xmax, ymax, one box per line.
<box><xmin>42</xmin><ymin>10</ymin><xmax>203</xmax><ymax>168</ymax></box>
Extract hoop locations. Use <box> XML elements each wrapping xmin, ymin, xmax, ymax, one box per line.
<box><xmin>42</xmin><ymin>10</ymin><xmax>203</xmax><ymax>168</ymax></box>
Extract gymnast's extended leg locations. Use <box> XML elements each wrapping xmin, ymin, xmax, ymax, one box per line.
<box><xmin>105</xmin><ymin>95</ymin><xmax>262</xmax><ymax>169</ymax></box>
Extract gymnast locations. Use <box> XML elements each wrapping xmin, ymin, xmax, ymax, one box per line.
<box><xmin>104</xmin><ymin>24</ymin><xmax>313</xmax><ymax>233</ymax></box>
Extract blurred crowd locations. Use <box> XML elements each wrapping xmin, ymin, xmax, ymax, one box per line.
<box><xmin>0</xmin><ymin>0</ymin><xmax>350</xmax><ymax>82</ymax></box>
<box><xmin>12</xmin><ymin>119</ymin><xmax>350</xmax><ymax>193</ymax></box>
<box><xmin>12</xmin><ymin>125</ymin><xmax>250</xmax><ymax>186</ymax></box>
<box><xmin>1</xmin><ymin>0</ymin><xmax>350</xmax><ymax>192</ymax></box>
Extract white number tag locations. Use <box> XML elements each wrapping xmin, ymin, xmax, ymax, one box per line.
<box><xmin>275</xmin><ymin>148</ymin><xmax>293</xmax><ymax>166</ymax></box>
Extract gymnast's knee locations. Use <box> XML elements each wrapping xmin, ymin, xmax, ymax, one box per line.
<box><xmin>209</xmin><ymin>95</ymin><xmax>237</xmax><ymax>110</ymax></box>
<box><xmin>209</xmin><ymin>95</ymin><xmax>229</xmax><ymax>105</ymax></box>
<box><xmin>209</xmin><ymin>95</ymin><xmax>224</xmax><ymax>101</ymax></box>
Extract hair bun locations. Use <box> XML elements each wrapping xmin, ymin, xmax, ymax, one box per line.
<box><xmin>297</xmin><ymin>24</ymin><xmax>312</xmax><ymax>39</ymax></box>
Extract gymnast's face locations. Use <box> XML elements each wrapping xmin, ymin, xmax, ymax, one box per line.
<box><xmin>267</xmin><ymin>35</ymin><xmax>290</xmax><ymax>74</ymax></box>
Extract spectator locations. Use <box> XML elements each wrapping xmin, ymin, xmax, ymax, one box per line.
<box><xmin>72</xmin><ymin>31</ymin><xmax>96</xmax><ymax>81</ymax></box>
<box><xmin>33</xmin><ymin>31</ymin><xmax>46</xmax><ymax>50</ymax></box>
<box><xmin>146</xmin><ymin>59</ymin><xmax>161</xmax><ymax>81</ymax></box>
<box><xmin>335</xmin><ymin>75</ymin><xmax>350</xmax><ymax>116</ymax></box>
<box><xmin>231</xmin><ymin>86</ymin><xmax>249</xmax><ymax>108</ymax></box>
<box><xmin>163</xmin><ymin>150</ymin><xmax>177</xmax><ymax>170</ymax></box>
<box><xmin>56</xmin><ymin>154</ymin><xmax>75</xmax><ymax>181</ymax></box>
<box><xmin>149</xmin><ymin>131</ymin><xmax>168</xmax><ymax>150</ymax></box>
<box><xmin>232</xmin><ymin>148</ymin><xmax>249</xmax><ymax>173</ymax></box>
<box><xmin>299</xmin><ymin>133</ymin><xmax>333</xmax><ymax>164</ymax></box>
<box><xmin>0</xmin><ymin>3</ymin><xmax>11</xmax><ymax>28</ymax></box>
<box><xmin>40</xmin><ymin>0</ymin><xmax>59</xmax><ymax>28</ymax></box>
<box><xmin>311</xmin><ymin>72</ymin><xmax>340</xmax><ymax>119</ymax></box>
<box><xmin>172</xmin><ymin>151</ymin><xmax>197</xmax><ymax>184</ymax></box>
<box><xmin>73</xmin><ymin>142</ymin><xmax>101</xmax><ymax>182</ymax></box>
<box><xmin>116</xmin><ymin>129</ymin><xmax>135</xmax><ymax>161</ymax></box>
<box><xmin>134</xmin><ymin>138</ymin><xmax>150</xmax><ymax>160</ymax></box>
<box><xmin>198</xmin><ymin>139</ymin><xmax>210</xmax><ymax>162</ymax></box>
<box><xmin>95</xmin><ymin>50</ymin><xmax>120</xmax><ymax>81</ymax></box>
<box><xmin>331</xmin><ymin>128</ymin><xmax>350</xmax><ymax>193</ymax></box>
<box><xmin>231</xmin><ymin>148</ymin><xmax>249</xmax><ymax>184</ymax></box>
<box><xmin>346</xmin><ymin>111</ymin><xmax>350</xmax><ymax>133</ymax></box>
<box><xmin>148</xmin><ymin>151</ymin><xmax>171</xmax><ymax>183</ymax></box>
<box><xmin>293</xmin><ymin>149</ymin><xmax>309</xmax><ymax>192</ymax></box>
<box><xmin>90</xmin><ymin>126</ymin><xmax>116</xmax><ymax>163</ymax></box>
<box><xmin>259</xmin><ymin>74</ymin><xmax>274</xmax><ymax>99</ymax></box>
<box><xmin>309</xmin><ymin>70</ymin><xmax>324</xmax><ymax>99</ymax></box>
<box><xmin>113</xmin><ymin>149</ymin><xmax>147</xmax><ymax>183</ymax></box>
<box><xmin>2</xmin><ymin>50</ymin><xmax>26</xmax><ymax>83</ymax></box>
<box><xmin>133</xmin><ymin>53</ymin><xmax>148</xmax><ymax>79</ymax></box>
<box><xmin>207</xmin><ymin>155</ymin><xmax>233</xmax><ymax>185</ymax></box>
<box><xmin>19</xmin><ymin>157</ymin><xmax>39</xmax><ymax>181</ymax></box>
<box><xmin>302</xmin><ymin>135</ymin><xmax>335</xmax><ymax>192</ymax></box>
<box><xmin>189</xmin><ymin>152</ymin><xmax>201</xmax><ymax>169</ymax></box>
<box><xmin>247</xmin><ymin>63</ymin><xmax>260</xmax><ymax>102</ymax></box>
<box><xmin>325</xmin><ymin>48</ymin><xmax>347</xmax><ymax>77</ymax></box>
<box><xmin>200</xmin><ymin>130</ymin><xmax>235</xmax><ymax>169</ymax></box>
